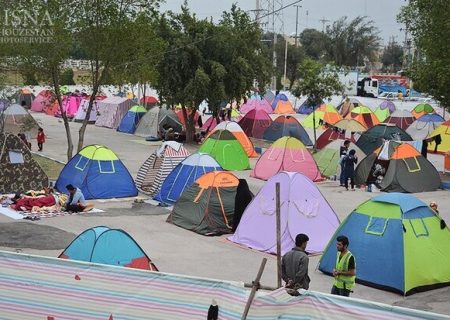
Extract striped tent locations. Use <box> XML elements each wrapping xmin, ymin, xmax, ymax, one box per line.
<box><xmin>0</xmin><ymin>250</ymin><xmax>445</xmax><ymax>320</ymax></box>
<box><xmin>135</xmin><ymin>141</ymin><xmax>190</xmax><ymax>195</ymax></box>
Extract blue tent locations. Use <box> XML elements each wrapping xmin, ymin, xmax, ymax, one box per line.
<box><xmin>318</xmin><ymin>193</ymin><xmax>450</xmax><ymax>295</ymax></box>
<box><xmin>153</xmin><ymin>152</ymin><xmax>222</xmax><ymax>205</ymax></box>
<box><xmin>117</xmin><ymin>105</ymin><xmax>147</xmax><ymax>134</ymax></box>
<box><xmin>263</xmin><ymin>115</ymin><xmax>313</xmax><ymax>146</ymax></box>
<box><xmin>55</xmin><ymin>145</ymin><xmax>138</xmax><ymax>199</ymax></box>
<box><xmin>297</xmin><ymin>97</ymin><xmax>323</xmax><ymax>115</ymax></box>
<box><xmin>59</xmin><ymin>226</ymin><xmax>158</xmax><ymax>271</ymax></box>
<box><xmin>271</xmin><ymin>93</ymin><xmax>289</xmax><ymax>110</ymax></box>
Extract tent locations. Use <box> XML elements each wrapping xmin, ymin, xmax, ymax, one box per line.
<box><xmin>0</xmin><ymin>133</ymin><xmax>48</xmax><ymax>194</ymax></box>
<box><xmin>153</xmin><ymin>152</ymin><xmax>222</xmax><ymax>205</ymax></box>
<box><xmin>229</xmin><ymin>172</ymin><xmax>340</xmax><ymax>254</ymax></box>
<box><xmin>95</xmin><ymin>97</ymin><xmax>134</xmax><ymax>129</ymax></box>
<box><xmin>167</xmin><ymin>171</ymin><xmax>239</xmax><ymax>235</ymax></box>
<box><xmin>271</xmin><ymin>93</ymin><xmax>288</xmax><ymax>110</ymax></box>
<box><xmin>14</xmin><ymin>88</ymin><xmax>35</xmax><ymax>109</ymax></box>
<box><xmin>263</xmin><ymin>89</ymin><xmax>276</xmax><ymax>105</ymax></box>
<box><xmin>134</xmin><ymin>107</ymin><xmax>182</xmax><ymax>138</ymax></box>
<box><xmin>406</xmin><ymin>113</ymin><xmax>445</xmax><ymax>140</ymax></box>
<box><xmin>297</xmin><ymin>97</ymin><xmax>323</xmax><ymax>115</ymax></box>
<box><xmin>428</xmin><ymin>120</ymin><xmax>450</xmax><ymax>153</ymax></box>
<box><xmin>337</xmin><ymin>97</ymin><xmax>361</xmax><ymax>111</ymax></box>
<box><xmin>208</xmin><ymin>121</ymin><xmax>257</xmax><ymax>157</ymax></box>
<box><xmin>315</xmin><ymin>128</ymin><xmax>357</xmax><ymax>150</ymax></box>
<box><xmin>273</xmin><ymin>100</ymin><xmax>295</xmax><ymax>114</ymax></box>
<box><xmin>238</xmin><ymin>109</ymin><xmax>273</xmax><ymax>139</ymax></box>
<box><xmin>332</xmin><ymin>119</ymin><xmax>367</xmax><ymax>132</ymax></box>
<box><xmin>302</xmin><ymin>104</ymin><xmax>342</xmax><ymax>128</ymax></box>
<box><xmin>199</xmin><ymin>129</ymin><xmax>250</xmax><ymax>170</ymax></box>
<box><xmin>3</xmin><ymin>104</ymin><xmax>40</xmax><ymax>136</ymax></box>
<box><xmin>140</xmin><ymin>96</ymin><xmax>158</xmax><ymax>107</ymax></box>
<box><xmin>55</xmin><ymin>145</ymin><xmax>138</xmax><ymax>199</ymax></box>
<box><xmin>74</xmin><ymin>97</ymin><xmax>104</xmax><ymax>123</ymax></box>
<box><xmin>59</xmin><ymin>226</ymin><xmax>158</xmax><ymax>271</ymax></box>
<box><xmin>57</xmin><ymin>94</ymin><xmax>82</xmax><ymax>118</ymax></box>
<box><xmin>239</xmin><ymin>98</ymin><xmax>273</xmax><ymax>114</ymax></box>
<box><xmin>412</xmin><ymin>103</ymin><xmax>435</xmax><ymax>119</ymax></box>
<box><xmin>313</xmin><ymin>140</ymin><xmax>365</xmax><ymax>178</ymax></box>
<box><xmin>374</xmin><ymin>101</ymin><xmax>396</xmax><ymax>122</ymax></box>
<box><xmin>31</xmin><ymin>90</ymin><xmax>56</xmax><ymax>112</ymax></box>
<box><xmin>346</xmin><ymin>106</ymin><xmax>380</xmax><ymax>128</ymax></box>
<box><xmin>201</xmin><ymin>116</ymin><xmax>219</xmax><ymax>133</ymax></box>
<box><xmin>176</xmin><ymin>108</ymin><xmax>201</xmax><ymax>127</ymax></box>
<box><xmin>319</xmin><ymin>193</ymin><xmax>450</xmax><ymax>295</ymax></box>
<box><xmin>383</xmin><ymin>110</ymin><xmax>415</xmax><ymax>130</ymax></box>
<box><xmin>135</xmin><ymin>141</ymin><xmax>190</xmax><ymax>195</ymax></box>
<box><xmin>252</xmin><ymin>137</ymin><xmax>322</xmax><ymax>181</ymax></box>
<box><xmin>117</xmin><ymin>105</ymin><xmax>147</xmax><ymax>134</ymax></box>
<box><xmin>263</xmin><ymin>115</ymin><xmax>312</xmax><ymax>146</ymax></box>
<box><xmin>355</xmin><ymin>141</ymin><xmax>440</xmax><ymax>193</ymax></box>
<box><xmin>356</xmin><ymin>124</ymin><xmax>413</xmax><ymax>155</ymax></box>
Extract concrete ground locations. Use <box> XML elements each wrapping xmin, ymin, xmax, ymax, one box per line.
<box><xmin>1</xmin><ymin>111</ymin><xmax>450</xmax><ymax>316</ymax></box>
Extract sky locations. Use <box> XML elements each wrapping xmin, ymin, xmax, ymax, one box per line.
<box><xmin>159</xmin><ymin>0</ymin><xmax>406</xmax><ymax>46</ymax></box>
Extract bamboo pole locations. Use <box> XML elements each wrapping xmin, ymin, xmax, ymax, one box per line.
<box><xmin>276</xmin><ymin>182</ymin><xmax>282</xmax><ymax>288</ymax></box>
<box><xmin>241</xmin><ymin>258</ymin><xmax>267</xmax><ymax>320</ymax></box>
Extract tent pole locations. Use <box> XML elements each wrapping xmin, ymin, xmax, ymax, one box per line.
<box><xmin>241</xmin><ymin>258</ymin><xmax>267</xmax><ymax>320</ymax></box>
<box><xmin>276</xmin><ymin>182</ymin><xmax>282</xmax><ymax>288</ymax></box>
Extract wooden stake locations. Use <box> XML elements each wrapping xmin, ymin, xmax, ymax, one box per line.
<box><xmin>241</xmin><ymin>258</ymin><xmax>267</xmax><ymax>320</ymax></box>
<box><xmin>276</xmin><ymin>182</ymin><xmax>282</xmax><ymax>288</ymax></box>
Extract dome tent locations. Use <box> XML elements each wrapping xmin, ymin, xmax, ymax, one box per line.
<box><xmin>356</xmin><ymin>124</ymin><xmax>413</xmax><ymax>155</ymax></box>
<box><xmin>406</xmin><ymin>113</ymin><xmax>445</xmax><ymax>140</ymax></box>
<box><xmin>167</xmin><ymin>171</ymin><xmax>240</xmax><ymax>235</ymax></box>
<box><xmin>135</xmin><ymin>141</ymin><xmax>190</xmax><ymax>195</ymax></box>
<box><xmin>153</xmin><ymin>152</ymin><xmax>222</xmax><ymax>205</ymax></box>
<box><xmin>207</xmin><ymin>121</ymin><xmax>257</xmax><ymax>157</ymax></box>
<box><xmin>56</xmin><ymin>145</ymin><xmax>138</xmax><ymax>199</ymax></box>
<box><xmin>319</xmin><ymin>193</ymin><xmax>450</xmax><ymax>295</ymax></box>
<box><xmin>238</xmin><ymin>109</ymin><xmax>273</xmax><ymax>139</ymax></box>
<box><xmin>263</xmin><ymin>115</ymin><xmax>312</xmax><ymax>146</ymax></box>
<box><xmin>117</xmin><ymin>105</ymin><xmax>147</xmax><ymax>134</ymax></box>
<box><xmin>428</xmin><ymin>120</ymin><xmax>450</xmax><ymax>153</ymax></box>
<box><xmin>134</xmin><ymin>107</ymin><xmax>182</xmax><ymax>138</ymax></box>
<box><xmin>229</xmin><ymin>172</ymin><xmax>340</xmax><ymax>255</ymax></box>
<box><xmin>59</xmin><ymin>226</ymin><xmax>158</xmax><ymax>271</ymax></box>
<box><xmin>383</xmin><ymin>110</ymin><xmax>415</xmax><ymax>130</ymax></box>
<box><xmin>355</xmin><ymin>141</ymin><xmax>440</xmax><ymax>193</ymax></box>
<box><xmin>374</xmin><ymin>100</ymin><xmax>396</xmax><ymax>122</ymax></box>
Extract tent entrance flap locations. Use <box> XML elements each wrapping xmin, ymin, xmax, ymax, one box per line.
<box><xmin>365</xmin><ymin>217</ymin><xmax>389</xmax><ymax>236</ymax></box>
<box><xmin>409</xmin><ymin>218</ymin><xmax>429</xmax><ymax>238</ymax></box>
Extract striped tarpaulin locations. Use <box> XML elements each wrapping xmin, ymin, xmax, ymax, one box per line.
<box><xmin>0</xmin><ymin>251</ymin><xmax>447</xmax><ymax>320</ymax></box>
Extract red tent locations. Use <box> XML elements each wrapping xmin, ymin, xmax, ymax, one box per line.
<box><xmin>315</xmin><ymin>128</ymin><xmax>356</xmax><ymax>150</ymax></box>
<box><xmin>140</xmin><ymin>96</ymin><xmax>158</xmax><ymax>105</ymax></box>
<box><xmin>238</xmin><ymin>109</ymin><xmax>273</xmax><ymax>139</ymax></box>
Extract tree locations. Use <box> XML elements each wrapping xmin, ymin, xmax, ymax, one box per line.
<box><xmin>285</xmin><ymin>44</ymin><xmax>305</xmax><ymax>89</ymax></box>
<box><xmin>292</xmin><ymin>59</ymin><xmax>344</xmax><ymax>150</ymax></box>
<box><xmin>381</xmin><ymin>40</ymin><xmax>403</xmax><ymax>72</ymax></box>
<box><xmin>61</xmin><ymin>68</ymin><xmax>76</xmax><ymax>85</ymax></box>
<box><xmin>299</xmin><ymin>29</ymin><xmax>330</xmax><ymax>61</ymax></box>
<box><xmin>325</xmin><ymin>16</ymin><xmax>380</xmax><ymax>68</ymax></box>
<box><xmin>398</xmin><ymin>0</ymin><xmax>450</xmax><ymax>108</ymax></box>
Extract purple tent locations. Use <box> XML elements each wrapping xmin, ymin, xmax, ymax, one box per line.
<box><xmin>228</xmin><ymin>172</ymin><xmax>340</xmax><ymax>255</ymax></box>
<box><xmin>379</xmin><ymin>100</ymin><xmax>396</xmax><ymax>113</ymax></box>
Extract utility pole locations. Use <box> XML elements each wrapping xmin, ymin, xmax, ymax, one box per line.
<box><xmin>294</xmin><ymin>5</ymin><xmax>301</xmax><ymax>47</ymax></box>
<box><xmin>272</xmin><ymin>0</ymin><xmax>277</xmax><ymax>91</ymax></box>
<box><xmin>319</xmin><ymin>17</ymin><xmax>330</xmax><ymax>32</ymax></box>
<box><xmin>305</xmin><ymin>10</ymin><xmax>309</xmax><ymax>27</ymax></box>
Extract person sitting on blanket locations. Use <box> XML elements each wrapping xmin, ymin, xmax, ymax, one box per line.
<box><xmin>65</xmin><ymin>184</ymin><xmax>87</xmax><ymax>212</ymax></box>
<box><xmin>11</xmin><ymin>187</ymin><xmax>57</xmax><ymax>211</ymax></box>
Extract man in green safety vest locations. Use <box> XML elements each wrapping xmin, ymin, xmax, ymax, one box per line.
<box><xmin>331</xmin><ymin>235</ymin><xmax>356</xmax><ymax>297</ymax></box>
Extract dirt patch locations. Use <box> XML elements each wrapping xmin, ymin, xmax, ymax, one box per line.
<box><xmin>0</xmin><ymin>222</ymin><xmax>75</xmax><ymax>250</ymax></box>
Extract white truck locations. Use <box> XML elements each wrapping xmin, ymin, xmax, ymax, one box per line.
<box><xmin>357</xmin><ymin>77</ymin><xmax>379</xmax><ymax>98</ymax></box>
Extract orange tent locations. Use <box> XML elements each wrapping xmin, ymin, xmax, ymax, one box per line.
<box><xmin>274</xmin><ymin>100</ymin><xmax>295</xmax><ymax>114</ymax></box>
<box><xmin>206</xmin><ymin>121</ymin><xmax>258</xmax><ymax>157</ymax></box>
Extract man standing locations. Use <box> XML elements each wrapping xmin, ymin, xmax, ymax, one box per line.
<box><xmin>339</xmin><ymin>140</ymin><xmax>350</xmax><ymax>186</ymax></box>
<box><xmin>282</xmin><ymin>234</ymin><xmax>310</xmax><ymax>295</ymax></box>
<box><xmin>65</xmin><ymin>184</ymin><xmax>87</xmax><ymax>212</ymax></box>
<box><xmin>332</xmin><ymin>235</ymin><xmax>356</xmax><ymax>297</ymax></box>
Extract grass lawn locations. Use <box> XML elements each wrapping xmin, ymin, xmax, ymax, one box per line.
<box><xmin>32</xmin><ymin>154</ymin><xmax>65</xmax><ymax>181</ymax></box>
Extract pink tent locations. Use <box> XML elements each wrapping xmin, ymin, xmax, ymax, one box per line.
<box><xmin>229</xmin><ymin>171</ymin><xmax>340</xmax><ymax>255</ymax></box>
<box><xmin>57</xmin><ymin>94</ymin><xmax>82</xmax><ymax>118</ymax></box>
<box><xmin>238</xmin><ymin>109</ymin><xmax>273</xmax><ymax>139</ymax></box>
<box><xmin>251</xmin><ymin>136</ymin><xmax>322</xmax><ymax>181</ymax></box>
<box><xmin>95</xmin><ymin>97</ymin><xmax>134</xmax><ymax>129</ymax></box>
<box><xmin>31</xmin><ymin>90</ymin><xmax>55</xmax><ymax>112</ymax></box>
<box><xmin>202</xmin><ymin>116</ymin><xmax>219</xmax><ymax>133</ymax></box>
<box><xmin>240</xmin><ymin>99</ymin><xmax>273</xmax><ymax>114</ymax></box>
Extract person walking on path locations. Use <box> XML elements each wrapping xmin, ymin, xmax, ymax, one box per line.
<box><xmin>37</xmin><ymin>127</ymin><xmax>46</xmax><ymax>151</ymax></box>
<box><xmin>331</xmin><ymin>235</ymin><xmax>356</xmax><ymax>297</ymax></box>
<box><xmin>342</xmin><ymin>149</ymin><xmax>358</xmax><ymax>191</ymax></box>
<box><xmin>282</xmin><ymin>234</ymin><xmax>310</xmax><ymax>296</ymax></box>
<box><xmin>339</xmin><ymin>140</ymin><xmax>350</xmax><ymax>186</ymax></box>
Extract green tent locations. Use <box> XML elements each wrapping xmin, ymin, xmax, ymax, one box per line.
<box><xmin>167</xmin><ymin>171</ymin><xmax>239</xmax><ymax>235</ymax></box>
<box><xmin>199</xmin><ymin>129</ymin><xmax>250</xmax><ymax>170</ymax></box>
<box><xmin>313</xmin><ymin>140</ymin><xmax>365</xmax><ymax>178</ymax></box>
<box><xmin>319</xmin><ymin>193</ymin><xmax>450</xmax><ymax>295</ymax></box>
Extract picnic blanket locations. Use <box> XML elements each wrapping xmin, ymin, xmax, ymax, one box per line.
<box><xmin>0</xmin><ymin>205</ymin><xmax>103</xmax><ymax>220</ymax></box>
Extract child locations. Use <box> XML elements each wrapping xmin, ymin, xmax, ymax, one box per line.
<box><xmin>37</xmin><ymin>127</ymin><xmax>45</xmax><ymax>151</ymax></box>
